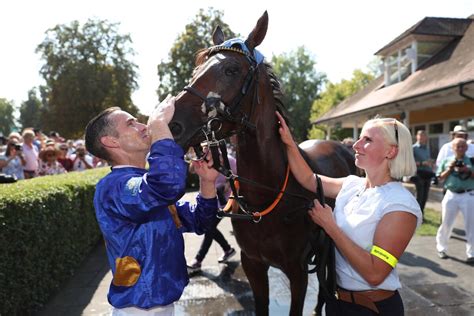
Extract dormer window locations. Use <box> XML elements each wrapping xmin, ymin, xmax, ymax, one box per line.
<box><xmin>384</xmin><ymin>43</ymin><xmax>416</xmax><ymax>86</ymax></box>
<box><xmin>383</xmin><ymin>38</ymin><xmax>451</xmax><ymax>87</ymax></box>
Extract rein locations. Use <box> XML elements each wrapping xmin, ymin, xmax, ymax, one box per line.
<box><xmin>204</xmin><ymin>136</ymin><xmax>317</xmax><ymax>223</ymax></box>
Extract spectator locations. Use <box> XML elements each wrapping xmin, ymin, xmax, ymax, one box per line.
<box><xmin>187</xmin><ymin>154</ymin><xmax>237</xmax><ymax>272</ymax></box>
<box><xmin>8</xmin><ymin>132</ymin><xmax>22</xmax><ymax>144</ymax></box>
<box><xmin>70</xmin><ymin>145</ymin><xmax>93</xmax><ymax>171</ymax></box>
<box><xmin>66</xmin><ymin>139</ymin><xmax>75</xmax><ymax>157</ymax></box>
<box><xmin>435</xmin><ymin>138</ymin><xmax>474</xmax><ymax>263</ymax></box>
<box><xmin>21</xmin><ymin>129</ymin><xmax>39</xmax><ymax>179</ymax></box>
<box><xmin>49</xmin><ymin>131</ymin><xmax>65</xmax><ymax>143</ymax></box>
<box><xmin>37</xmin><ymin>146</ymin><xmax>66</xmax><ymax>176</ymax></box>
<box><xmin>57</xmin><ymin>144</ymin><xmax>74</xmax><ymax>171</ymax></box>
<box><xmin>84</xmin><ymin>97</ymin><xmax>219</xmax><ymax>313</ymax></box>
<box><xmin>436</xmin><ymin>125</ymin><xmax>474</xmax><ymax>167</ymax></box>
<box><xmin>0</xmin><ymin>140</ymin><xmax>26</xmax><ymax>180</ymax></box>
<box><xmin>412</xmin><ymin>130</ymin><xmax>435</xmax><ymax>214</ymax></box>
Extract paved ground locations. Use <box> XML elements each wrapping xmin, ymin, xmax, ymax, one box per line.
<box><xmin>37</xmin><ymin>185</ymin><xmax>474</xmax><ymax>315</ymax></box>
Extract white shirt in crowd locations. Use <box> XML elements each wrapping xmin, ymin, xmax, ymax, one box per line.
<box><xmin>22</xmin><ymin>143</ymin><xmax>39</xmax><ymax>172</ymax></box>
<box><xmin>69</xmin><ymin>153</ymin><xmax>94</xmax><ymax>171</ymax></box>
<box><xmin>436</xmin><ymin>141</ymin><xmax>474</xmax><ymax>167</ymax></box>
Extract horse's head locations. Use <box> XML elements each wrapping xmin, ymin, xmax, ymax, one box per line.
<box><xmin>171</xmin><ymin>11</ymin><xmax>269</xmax><ymax>151</ymax></box>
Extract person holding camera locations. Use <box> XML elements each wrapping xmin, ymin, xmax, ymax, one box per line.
<box><xmin>436</xmin><ymin>137</ymin><xmax>474</xmax><ymax>263</ymax></box>
<box><xmin>71</xmin><ymin>144</ymin><xmax>93</xmax><ymax>171</ymax></box>
<box><xmin>0</xmin><ymin>141</ymin><xmax>26</xmax><ymax>180</ymax></box>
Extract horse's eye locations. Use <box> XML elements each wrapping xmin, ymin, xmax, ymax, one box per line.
<box><xmin>225</xmin><ymin>67</ymin><xmax>239</xmax><ymax>76</ymax></box>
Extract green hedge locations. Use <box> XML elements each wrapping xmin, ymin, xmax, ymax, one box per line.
<box><xmin>0</xmin><ymin>168</ymin><xmax>109</xmax><ymax>314</ymax></box>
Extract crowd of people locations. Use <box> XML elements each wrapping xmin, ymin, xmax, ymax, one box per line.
<box><xmin>0</xmin><ymin>128</ymin><xmax>108</xmax><ymax>182</ymax></box>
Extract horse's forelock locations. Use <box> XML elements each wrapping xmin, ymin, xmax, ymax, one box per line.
<box><xmin>195</xmin><ymin>48</ymin><xmax>210</xmax><ymax>66</ymax></box>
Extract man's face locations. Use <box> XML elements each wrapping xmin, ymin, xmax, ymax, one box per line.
<box><xmin>452</xmin><ymin>138</ymin><xmax>467</xmax><ymax>157</ymax></box>
<box><xmin>23</xmin><ymin>134</ymin><xmax>34</xmax><ymax>145</ymax></box>
<box><xmin>416</xmin><ymin>132</ymin><xmax>427</xmax><ymax>144</ymax></box>
<box><xmin>109</xmin><ymin>111</ymin><xmax>151</xmax><ymax>154</ymax></box>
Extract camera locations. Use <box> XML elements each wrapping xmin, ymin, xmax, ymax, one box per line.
<box><xmin>454</xmin><ymin>160</ymin><xmax>465</xmax><ymax>168</ymax></box>
<box><xmin>14</xmin><ymin>144</ymin><xmax>22</xmax><ymax>151</ymax></box>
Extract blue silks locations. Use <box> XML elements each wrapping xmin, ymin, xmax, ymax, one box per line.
<box><xmin>93</xmin><ymin>139</ymin><xmax>218</xmax><ymax>309</ymax></box>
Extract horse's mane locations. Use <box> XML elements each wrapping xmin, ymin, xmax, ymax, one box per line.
<box><xmin>193</xmin><ymin>47</ymin><xmax>290</xmax><ymax>125</ymax></box>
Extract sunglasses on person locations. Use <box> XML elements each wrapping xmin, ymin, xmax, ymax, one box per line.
<box><xmin>379</xmin><ymin>118</ymin><xmax>399</xmax><ymax>145</ymax></box>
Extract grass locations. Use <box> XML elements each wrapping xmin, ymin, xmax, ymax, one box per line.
<box><xmin>416</xmin><ymin>207</ymin><xmax>441</xmax><ymax>236</ymax></box>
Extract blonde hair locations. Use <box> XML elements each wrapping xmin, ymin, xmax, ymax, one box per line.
<box><xmin>364</xmin><ymin>117</ymin><xmax>416</xmax><ymax>179</ymax></box>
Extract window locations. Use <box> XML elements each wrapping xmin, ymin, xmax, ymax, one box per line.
<box><xmin>417</xmin><ymin>41</ymin><xmax>447</xmax><ymax>67</ymax></box>
<box><xmin>429</xmin><ymin>123</ymin><xmax>443</xmax><ymax>134</ymax></box>
<box><xmin>384</xmin><ymin>44</ymin><xmax>415</xmax><ymax>86</ymax></box>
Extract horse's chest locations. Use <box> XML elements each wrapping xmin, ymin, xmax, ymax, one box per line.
<box><xmin>231</xmin><ymin>220</ymin><xmax>307</xmax><ymax>259</ymax></box>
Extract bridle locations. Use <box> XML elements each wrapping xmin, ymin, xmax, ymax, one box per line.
<box><xmin>182</xmin><ymin>43</ymin><xmax>261</xmax><ymax>150</ymax></box>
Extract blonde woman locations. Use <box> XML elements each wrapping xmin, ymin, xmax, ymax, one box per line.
<box><xmin>277</xmin><ymin>112</ymin><xmax>422</xmax><ymax>315</ymax></box>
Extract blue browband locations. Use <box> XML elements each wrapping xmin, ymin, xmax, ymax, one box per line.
<box><xmin>211</xmin><ymin>38</ymin><xmax>264</xmax><ymax>65</ymax></box>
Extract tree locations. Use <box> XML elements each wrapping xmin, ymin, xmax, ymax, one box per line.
<box><xmin>36</xmin><ymin>19</ymin><xmax>139</xmax><ymax>138</ymax></box>
<box><xmin>0</xmin><ymin>98</ymin><xmax>16</xmax><ymax>136</ymax></box>
<box><xmin>157</xmin><ymin>8</ymin><xmax>237</xmax><ymax>99</ymax></box>
<box><xmin>271</xmin><ymin>46</ymin><xmax>326</xmax><ymax>142</ymax></box>
<box><xmin>19</xmin><ymin>88</ymin><xmax>43</xmax><ymax>130</ymax></box>
<box><xmin>308</xmin><ymin>69</ymin><xmax>374</xmax><ymax>140</ymax></box>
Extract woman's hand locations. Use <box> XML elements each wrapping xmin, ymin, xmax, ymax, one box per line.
<box><xmin>308</xmin><ymin>199</ymin><xmax>336</xmax><ymax>234</ymax></box>
<box><xmin>276</xmin><ymin>111</ymin><xmax>296</xmax><ymax>148</ymax></box>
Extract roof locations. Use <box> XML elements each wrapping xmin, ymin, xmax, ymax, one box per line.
<box><xmin>315</xmin><ymin>17</ymin><xmax>474</xmax><ymax>124</ymax></box>
<box><xmin>375</xmin><ymin>17</ymin><xmax>472</xmax><ymax>55</ymax></box>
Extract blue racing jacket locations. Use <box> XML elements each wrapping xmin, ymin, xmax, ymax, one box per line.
<box><xmin>93</xmin><ymin>139</ymin><xmax>217</xmax><ymax>309</ymax></box>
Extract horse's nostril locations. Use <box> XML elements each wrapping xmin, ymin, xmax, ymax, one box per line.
<box><xmin>169</xmin><ymin>121</ymin><xmax>184</xmax><ymax>138</ymax></box>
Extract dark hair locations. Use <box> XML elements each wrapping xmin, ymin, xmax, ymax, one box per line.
<box><xmin>85</xmin><ymin>107</ymin><xmax>120</xmax><ymax>162</ymax></box>
<box><xmin>6</xmin><ymin>141</ymin><xmax>19</xmax><ymax>157</ymax></box>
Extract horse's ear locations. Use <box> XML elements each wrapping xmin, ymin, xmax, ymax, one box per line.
<box><xmin>212</xmin><ymin>25</ymin><xmax>225</xmax><ymax>45</ymax></box>
<box><xmin>245</xmin><ymin>11</ymin><xmax>268</xmax><ymax>51</ymax></box>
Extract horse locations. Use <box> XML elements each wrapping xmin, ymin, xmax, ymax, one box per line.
<box><xmin>170</xmin><ymin>11</ymin><xmax>356</xmax><ymax>315</ymax></box>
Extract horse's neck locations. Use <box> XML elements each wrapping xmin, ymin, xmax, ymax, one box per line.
<box><xmin>235</xmin><ymin>94</ymin><xmax>287</xmax><ymax>188</ymax></box>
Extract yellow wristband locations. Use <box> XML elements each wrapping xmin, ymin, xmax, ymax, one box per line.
<box><xmin>370</xmin><ymin>245</ymin><xmax>398</xmax><ymax>268</ymax></box>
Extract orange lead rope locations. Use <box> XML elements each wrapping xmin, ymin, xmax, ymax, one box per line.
<box><xmin>222</xmin><ymin>165</ymin><xmax>290</xmax><ymax>219</ymax></box>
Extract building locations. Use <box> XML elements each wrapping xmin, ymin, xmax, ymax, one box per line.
<box><xmin>314</xmin><ymin>15</ymin><xmax>474</xmax><ymax>158</ymax></box>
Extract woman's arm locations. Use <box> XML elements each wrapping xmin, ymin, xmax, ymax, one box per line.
<box><xmin>276</xmin><ymin>111</ymin><xmax>344</xmax><ymax>199</ymax></box>
<box><xmin>309</xmin><ymin>200</ymin><xmax>417</xmax><ymax>286</ymax></box>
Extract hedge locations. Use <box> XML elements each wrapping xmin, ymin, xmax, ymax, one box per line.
<box><xmin>0</xmin><ymin>168</ymin><xmax>109</xmax><ymax>315</ymax></box>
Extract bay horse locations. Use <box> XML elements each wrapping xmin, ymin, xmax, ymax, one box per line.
<box><xmin>171</xmin><ymin>11</ymin><xmax>356</xmax><ymax>315</ymax></box>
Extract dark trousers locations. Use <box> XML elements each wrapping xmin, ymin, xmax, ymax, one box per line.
<box><xmin>326</xmin><ymin>290</ymin><xmax>404</xmax><ymax>315</ymax></box>
<box><xmin>413</xmin><ymin>175</ymin><xmax>431</xmax><ymax>214</ymax></box>
<box><xmin>195</xmin><ymin>217</ymin><xmax>231</xmax><ymax>262</ymax></box>
<box><xmin>195</xmin><ymin>186</ymin><xmax>231</xmax><ymax>262</ymax></box>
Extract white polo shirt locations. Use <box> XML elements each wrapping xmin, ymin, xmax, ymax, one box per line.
<box><xmin>22</xmin><ymin>143</ymin><xmax>39</xmax><ymax>172</ymax></box>
<box><xmin>334</xmin><ymin>175</ymin><xmax>422</xmax><ymax>291</ymax></box>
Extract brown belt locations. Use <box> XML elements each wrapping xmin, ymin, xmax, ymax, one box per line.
<box><xmin>336</xmin><ymin>288</ymin><xmax>396</xmax><ymax>314</ymax></box>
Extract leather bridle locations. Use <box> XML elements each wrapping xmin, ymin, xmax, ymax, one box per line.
<box><xmin>182</xmin><ymin>44</ymin><xmax>260</xmax><ymax>144</ymax></box>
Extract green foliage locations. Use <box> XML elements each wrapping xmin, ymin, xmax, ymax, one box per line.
<box><xmin>0</xmin><ymin>97</ymin><xmax>16</xmax><ymax>136</ymax></box>
<box><xmin>36</xmin><ymin>19</ymin><xmax>139</xmax><ymax>138</ymax></box>
<box><xmin>416</xmin><ymin>208</ymin><xmax>441</xmax><ymax>236</ymax></box>
<box><xmin>156</xmin><ymin>8</ymin><xmax>237</xmax><ymax>99</ymax></box>
<box><xmin>271</xmin><ymin>47</ymin><xmax>326</xmax><ymax>142</ymax></box>
<box><xmin>19</xmin><ymin>88</ymin><xmax>43</xmax><ymax>130</ymax></box>
<box><xmin>308</xmin><ymin>69</ymin><xmax>374</xmax><ymax>140</ymax></box>
<box><xmin>0</xmin><ymin>168</ymin><xmax>108</xmax><ymax>314</ymax></box>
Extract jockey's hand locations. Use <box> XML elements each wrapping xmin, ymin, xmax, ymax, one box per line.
<box><xmin>148</xmin><ymin>95</ymin><xmax>175</xmax><ymax>141</ymax></box>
